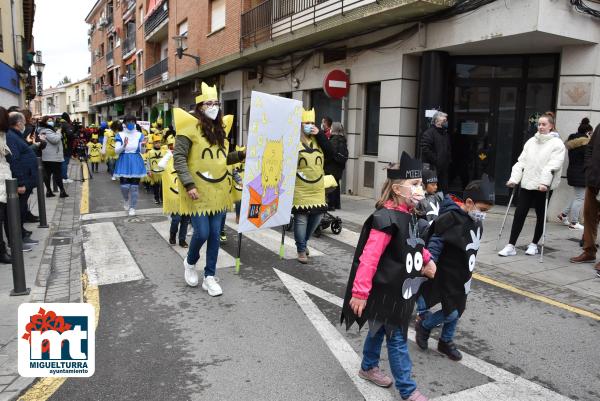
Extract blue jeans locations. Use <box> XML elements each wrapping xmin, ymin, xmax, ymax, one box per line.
<box><xmin>293</xmin><ymin>212</ymin><xmax>323</xmax><ymax>252</ymax></box>
<box><xmin>62</xmin><ymin>156</ymin><xmax>70</xmax><ymax>179</ymax></box>
<box><xmin>187</xmin><ymin>212</ymin><xmax>225</xmax><ymax>277</ymax></box>
<box><xmin>421</xmin><ymin>307</ymin><xmax>460</xmax><ymax>343</ymax></box>
<box><xmin>170</xmin><ymin>214</ymin><xmax>190</xmax><ymax>241</ymax></box>
<box><xmin>361</xmin><ymin>325</ymin><xmax>417</xmax><ymax>399</ymax></box>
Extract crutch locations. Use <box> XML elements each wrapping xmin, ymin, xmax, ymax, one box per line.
<box><xmin>540</xmin><ymin>172</ymin><xmax>554</xmax><ymax>263</ymax></box>
<box><xmin>495</xmin><ymin>186</ymin><xmax>516</xmax><ymax>250</ymax></box>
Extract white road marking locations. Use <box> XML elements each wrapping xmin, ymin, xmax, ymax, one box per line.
<box><xmin>274</xmin><ymin>269</ymin><xmax>573</xmax><ymax>401</ymax></box>
<box><xmin>151</xmin><ymin>221</ymin><xmax>237</xmax><ymax>269</ymax></box>
<box><xmin>225</xmin><ymin>215</ymin><xmax>323</xmax><ymax>259</ymax></box>
<box><xmin>318</xmin><ymin>226</ymin><xmax>360</xmax><ymax>248</ymax></box>
<box><xmin>81</xmin><ymin>207</ymin><xmax>163</xmax><ymax>221</ymax></box>
<box><xmin>82</xmin><ymin>222</ymin><xmax>145</xmax><ymax>286</ymax></box>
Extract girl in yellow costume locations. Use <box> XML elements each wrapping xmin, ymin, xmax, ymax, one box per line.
<box><xmin>102</xmin><ymin>120</ymin><xmax>120</xmax><ymax>180</ymax></box>
<box><xmin>293</xmin><ymin>108</ymin><xmax>336</xmax><ymax>264</ymax></box>
<box><xmin>87</xmin><ymin>134</ymin><xmax>103</xmax><ymax>173</ymax></box>
<box><xmin>147</xmin><ymin>134</ymin><xmax>166</xmax><ymax>204</ymax></box>
<box><xmin>173</xmin><ymin>82</ymin><xmax>245</xmax><ymax>296</ymax></box>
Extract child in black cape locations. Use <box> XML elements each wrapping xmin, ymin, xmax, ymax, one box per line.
<box><xmin>415</xmin><ymin>175</ymin><xmax>495</xmax><ymax>361</ymax></box>
<box><xmin>341</xmin><ymin>152</ymin><xmax>436</xmax><ymax>401</ymax></box>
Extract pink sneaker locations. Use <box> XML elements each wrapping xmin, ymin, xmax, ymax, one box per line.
<box><xmin>406</xmin><ymin>390</ymin><xmax>429</xmax><ymax>401</ymax></box>
<box><xmin>358</xmin><ymin>367</ymin><xmax>393</xmax><ymax>388</ymax></box>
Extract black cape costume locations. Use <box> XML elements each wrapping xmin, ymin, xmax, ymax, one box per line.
<box><xmin>341</xmin><ymin>207</ymin><xmax>429</xmax><ymax>337</ymax></box>
<box><xmin>421</xmin><ymin>209</ymin><xmax>483</xmax><ymax>316</ymax></box>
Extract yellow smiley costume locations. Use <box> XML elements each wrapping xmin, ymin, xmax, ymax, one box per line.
<box><xmin>147</xmin><ymin>134</ymin><xmax>166</xmax><ymax>185</ymax></box>
<box><xmin>173</xmin><ymin>84</ymin><xmax>232</xmax><ymax>216</ymax></box>
<box><xmin>161</xmin><ymin>136</ymin><xmax>180</xmax><ymax>214</ymax></box>
<box><xmin>293</xmin><ymin>108</ymin><xmax>327</xmax><ymax>211</ymax></box>
<box><xmin>104</xmin><ymin>129</ymin><xmax>118</xmax><ymax>160</ymax></box>
<box><xmin>87</xmin><ymin>135</ymin><xmax>103</xmax><ymax>163</ymax></box>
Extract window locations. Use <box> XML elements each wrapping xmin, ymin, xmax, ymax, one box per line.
<box><xmin>75</xmin><ymin>88</ymin><xmax>80</xmax><ymax>101</ymax></box>
<box><xmin>115</xmin><ymin>67</ymin><xmax>120</xmax><ymax>85</ymax></box>
<box><xmin>178</xmin><ymin>20</ymin><xmax>188</xmax><ymax>50</ymax></box>
<box><xmin>137</xmin><ymin>52</ymin><xmax>143</xmax><ymax>74</ymax></box>
<box><xmin>364</xmin><ymin>83</ymin><xmax>381</xmax><ymax>156</ymax></box>
<box><xmin>210</xmin><ymin>0</ymin><xmax>226</xmax><ymax>32</ymax></box>
<box><xmin>81</xmin><ymin>89</ymin><xmax>85</xmax><ymax>100</ymax></box>
<box><xmin>139</xmin><ymin>5</ymin><xmax>144</xmax><ymax>26</ymax></box>
<box><xmin>100</xmin><ymin>43</ymin><xmax>105</xmax><ymax>57</ymax></box>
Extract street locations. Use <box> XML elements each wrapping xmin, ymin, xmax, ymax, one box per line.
<box><xmin>45</xmin><ymin>166</ymin><xmax>600</xmax><ymax>401</ymax></box>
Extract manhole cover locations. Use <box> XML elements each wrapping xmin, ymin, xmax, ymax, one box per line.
<box><xmin>50</xmin><ymin>237</ymin><xmax>72</xmax><ymax>246</ymax></box>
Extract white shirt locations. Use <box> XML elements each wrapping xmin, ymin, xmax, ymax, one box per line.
<box><xmin>115</xmin><ymin>130</ymin><xmax>144</xmax><ymax>154</ymax></box>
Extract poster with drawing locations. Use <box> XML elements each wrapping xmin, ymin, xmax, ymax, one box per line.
<box><xmin>238</xmin><ymin>91</ymin><xmax>303</xmax><ymax>234</ymax></box>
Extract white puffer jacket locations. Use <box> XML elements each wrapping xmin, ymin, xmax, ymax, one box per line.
<box><xmin>509</xmin><ymin>132</ymin><xmax>565</xmax><ymax>190</ymax></box>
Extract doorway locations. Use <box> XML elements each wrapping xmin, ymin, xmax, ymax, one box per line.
<box><xmin>310</xmin><ymin>89</ymin><xmax>342</xmax><ymax>125</ymax></box>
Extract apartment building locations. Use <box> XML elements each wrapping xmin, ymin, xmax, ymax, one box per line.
<box><xmin>0</xmin><ymin>0</ymin><xmax>36</xmax><ymax>108</ymax></box>
<box><xmin>40</xmin><ymin>85</ymin><xmax>67</xmax><ymax>117</ymax></box>
<box><xmin>86</xmin><ymin>0</ymin><xmax>600</xmax><ymax>212</ymax></box>
<box><xmin>65</xmin><ymin>77</ymin><xmax>93</xmax><ymax>126</ymax></box>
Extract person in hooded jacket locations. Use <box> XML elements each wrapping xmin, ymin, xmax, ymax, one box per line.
<box><xmin>39</xmin><ymin>116</ymin><xmax>68</xmax><ymax>198</ymax></box>
<box><xmin>324</xmin><ymin>122</ymin><xmax>348</xmax><ymax>211</ymax></box>
<box><xmin>420</xmin><ymin>111</ymin><xmax>451</xmax><ymax>193</ymax></box>
<box><xmin>60</xmin><ymin>112</ymin><xmax>76</xmax><ymax>183</ymax></box>
<box><xmin>498</xmin><ymin>112</ymin><xmax>565</xmax><ymax>257</ymax></box>
<box><xmin>557</xmin><ymin>118</ymin><xmax>593</xmax><ymax>230</ymax></box>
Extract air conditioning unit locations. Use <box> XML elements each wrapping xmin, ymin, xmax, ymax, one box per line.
<box><xmin>94</xmin><ymin>50</ymin><xmax>100</xmax><ymax>58</ymax></box>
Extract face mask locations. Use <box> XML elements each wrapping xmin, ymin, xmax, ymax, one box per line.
<box><xmin>303</xmin><ymin>124</ymin><xmax>313</xmax><ymax>134</ymax></box>
<box><xmin>204</xmin><ymin>105</ymin><xmax>220</xmax><ymax>120</ymax></box>
<box><xmin>321</xmin><ymin>124</ymin><xmax>326</xmax><ymax>131</ymax></box>
<box><xmin>441</xmin><ymin>121</ymin><xmax>449</xmax><ymax>129</ymax></box>
<box><xmin>398</xmin><ymin>184</ymin><xmax>425</xmax><ymax>206</ymax></box>
<box><xmin>468</xmin><ymin>209</ymin><xmax>486</xmax><ymax>222</ymax></box>
<box><xmin>47</xmin><ymin>121</ymin><xmax>54</xmax><ymax>127</ymax></box>
<box><xmin>126</xmin><ymin>122</ymin><xmax>135</xmax><ymax>131</ymax></box>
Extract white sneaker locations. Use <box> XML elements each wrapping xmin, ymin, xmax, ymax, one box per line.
<box><xmin>525</xmin><ymin>243</ymin><xmax>539</xmax><ymax>256</ymax></box>
<box><xmin>183</xmin><ymin>259</ymin><xmax>199</xmax><ymax>287</ymax></box>
<box><xmin>63</xmin><ymin>178</ymin><xmax>73</xmax><ymax>184</ymax></box>
<box><xmin>498</xmin><ymin>244</ymin><xmax>517</xmax><ymax>257</ymax></box>
<box><xmin>128</xmin><ymin>208</ymin><xmax>136</xmax><ymax>216</ymax></box>
<box><xmin>111</xmin><ymin>176</ymin><xmax>117</xmax><ymax>181</ymax></box>
<box><xmin>569</xmin><ymin>223</ymin><xmax>584</xmax><ymax>230</ymax></box>
<box><xmin>202</xmin><ymin>276</ymin><xmax>223</xmax><ymax>297</ymax></box>
<box><xmin>123</xmin><ymin>201</ymin><xmax>129</xmax><ymax>211</ymax></box>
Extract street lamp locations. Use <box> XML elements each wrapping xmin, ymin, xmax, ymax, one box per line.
<box><xmin>33</xmin><ymin>51</ymin><xmax>45</xmax><ymax>97</ymax></box>
<box><xmin>173</xmin><ymin>35</ymin><xmax>200</xmax><ymax>66</ymax></box>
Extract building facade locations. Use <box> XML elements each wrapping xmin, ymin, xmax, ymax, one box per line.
<box><xmin>86</xmin><ymin>0</ymin><xmax>600</xmax><ymax>212</ymax></box>
<box><xmin>65</xmin><ymin>77</ymin><xmax>93</xmax><ymax>126</ymax></box>
<box><xmin>40</xmin><ymin>85</ymin><xmax>67</xmax><ymax>117</ymax></box>
<box><xmin>0</xmin><ymin>0</ymin><xmax>36</xmax><ymax>108</ymax></box>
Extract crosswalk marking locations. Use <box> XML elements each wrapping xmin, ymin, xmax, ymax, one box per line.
<box><xmin>82</xmin><ymin>222</ymin><xmax>145</xmax><ymax>286</ymax></box>
<box><xmin>151</xmin><ymin>221</ymin><xmax>237</xmax><ymax>269</ymax></box>
<box><xmin>80</xmin><ymin>208</ymin><xmax>163</xmax><ymax>221</ymax></box>
<box><xmin>224</xmin><ymin>215</ymin><xmax>323</xmax><ymax>259</ymax></box>
<box><xmin>274</xmin><ymin>269</ymin><xmax>574</xmax><ymax>401</ymax></box>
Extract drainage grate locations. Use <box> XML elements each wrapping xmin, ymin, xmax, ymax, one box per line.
<box><xmin>50</xmin><ymin>237</ymin><xmax>72</xmax><ymax>246</ymax></box>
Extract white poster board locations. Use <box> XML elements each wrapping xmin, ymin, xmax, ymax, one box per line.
<box><xmin>238</xmin><ymin>92</ymin><xmax>303</xmax><ymax>233</ymax></box>
<box><xmin>138</xmin><ymin>120</ymin><xmax>151</xmax><ymax>134</ymax></box>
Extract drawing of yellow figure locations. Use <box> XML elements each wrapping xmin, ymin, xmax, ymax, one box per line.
<box><xmin>262</xmin><ymin>112</ymin><xmax>268</xmax><ymax>125</ymax></box>
<box><xmin>261</xmin><ymin>139</ymin><xmax>284</xmax><ymax>199</ymax></box>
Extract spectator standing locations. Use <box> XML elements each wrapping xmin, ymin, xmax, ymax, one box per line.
<box><xmin>421</xmin><ymin>111</ymin><xmax>451</xmax><ymax>193</ymax></box>
<box><xmin>557</xmin><ymin>118</ymin><xmax>593</xmax><ymax>230</ymax></box>
<box><xmin>60</xmin><ymin>112</ymin><xmax>75</xmax><ymax>183</ymax></box>
<box><xmin>324</xmin><ymin>122</ymin><xmax>348</xmax><ymax>210</ymax></box>
<box><xmin>0</xmin><ymin>107</ymin><xmax>13</xmax><ymax>263</ymax></box>
<box><xmin>321</xmin><ymin>116</ymin><xmax>333</xmax><ymax>139</ymax></box>
<box><xmin>39</xmin><ymin>116</ymin><xmax>68</xmax><ymax>198</ymax></box>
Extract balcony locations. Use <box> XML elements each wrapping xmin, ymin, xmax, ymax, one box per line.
<box><xmin>144</xmin><ymin>1</ymin><xmax>169</xmax><ymax>42</ymax></box>
<box><xmin>144</xmin><ymin>58</ymin><xmax>168</xmax><ymax>86</ymax></box>
<box><xmin>241</xmin><ymin>0</ymin><xmax>451</xmax><ymax>49</ymax></box>
<box><xmin>122</xmin><ymin>74</ymin><xmax>137</xmax><ymax>95</ymax></box>
<box><xmin>123</xmin><ymin>0</ymin><xmax>136</xmax><ymax>19</ymax></box>
<box><xmin>106</xmin><ymin>49</ymin><xmax>114</xmax><ymax>67</ymax></box>
<box><xmin>122</xmin><ymin>35</ymin><xmax>136</xmax><ymax>58</ymax></box>
<box><xmin>103</xmin><ymin>86</ymin><xmax>115</xmax><ymax>98</ymax></box>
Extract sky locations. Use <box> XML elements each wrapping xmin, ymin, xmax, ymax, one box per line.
<box><xmin>32</xmin><ymin>0</ymin><xmax>97</xmax><ymax>88</ymax></box>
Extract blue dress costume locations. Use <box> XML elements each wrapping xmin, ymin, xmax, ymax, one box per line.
<box><xmin>113</xmin><ymin>130</ymin><xmax>146</xmax><ymax>178</ymax></box>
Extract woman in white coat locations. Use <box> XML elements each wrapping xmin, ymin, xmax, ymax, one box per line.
<box><xmin>498</xmin><ymin>112</ymin><xmax>566</xmax><ymax>257</ymax></box>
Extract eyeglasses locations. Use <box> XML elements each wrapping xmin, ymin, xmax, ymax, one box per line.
<box><xmin>203</xmin><ymin>101</ymin><xmax>221</xmax><ymax>107</ymax></box>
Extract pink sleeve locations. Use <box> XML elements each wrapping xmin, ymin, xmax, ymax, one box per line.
<box><xmin>422</xmin><ymin>248</ymin><xmax>431</xmax><ymax>266</ymax></box>
<box><xmin>352</xmin><ymin>229</ymin><xmax>392</xmax><ymax>300</ymax></box>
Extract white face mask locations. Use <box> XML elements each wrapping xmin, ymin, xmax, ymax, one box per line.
<box><xmin>397</xmin><ymin>184</ymin><xmax>425</xmax><ymax>206</ymax></box>
<box><xmin>468</xmin><ymin>209</ymin><xmax>486</xmax><ymax>222</ymax></box>
<box><xmin>204</xmin><ymin>105</ymin><xmax>220</xmax><ymax>120</ymax></box>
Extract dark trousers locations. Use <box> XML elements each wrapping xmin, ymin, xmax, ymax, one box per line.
<box><xmin>18</xmin><ymin>188</ymin><xmax>32</xmax><ymax>237</ymax></box>
<box><xmin>327</xmin><ymin>186</ymin><xmax>341</xmax><ymax>210</ymax></box>
<box><xmin>43</xmin><ymin>161</ymin><xmax>66</xmax><ymax>194</ymax></box>
<box><xmin>0</xmin><ymin>202</ymin><xmax>9</xmax><ymax>252</ymax></box>
<box><xmin>437</xmin><ymin>168</ymin><xmax>449</xmax><ymax>194</ymax></box>
<box><xmin>583</xmin><ymin>187</ymin><xmax>600</xmax><ymax>256</ymax></box>
<box><xmin>153</xmin><ymin>183</ymin><xmax>162</xmax><ymax>202</ymax></box>
<box><xmin>509</xmin><ymin>188</ymin><xmax>550</xmax><ymax>245</ymax></box>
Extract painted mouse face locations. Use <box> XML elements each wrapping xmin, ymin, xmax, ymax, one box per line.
<box><xmin>402</xmin><ymin>224</ymin><xmax>427</xmax><ymax>300</ymax></box>
<box><xmin>296</xmin><ymin>138</ymin><xmax>324</xmax><ymax>185</ymax></box>
<box><xmin>262</xmin><ymin>140</ymin><xmax>283</xmax><ymax>192</ymax></box>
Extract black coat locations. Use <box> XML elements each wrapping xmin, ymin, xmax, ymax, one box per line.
<box><xmin>565</xmin><ymin>132</ymin><xmax>589</xmax><ymax>188</ymax></box>
<box><xmin>585</xmin><ymin>127</ymin><xmax>600</xmax><ymax>189</ymax></box>
<box><xmin>421</xmin><ymin>126</ymin><xmax>451</xmax><ymax>169</ymax></box>
<box><xmin>323</xmin><ymin>135</ymin><xmax>348</xmax><ymax>180</ymax></box>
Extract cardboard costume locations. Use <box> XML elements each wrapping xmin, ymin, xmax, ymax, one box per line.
<box><xmin>147</xmin><ymin>135</ymin><xmax>166</xmax><ymax>185</ymax></box>
<box><xmin>104</xmin><ymin>129</ymin><xmax>118</xmax><ymax>160</ymax></box>
<box><xmin>341</xmin><ymin>152</ymin><xmax>427</xmax><ymax>336</ymax></box>
<box><xmin>87</xmin><ymin>135</ymin><xmax>103</xmax><ymax>163</ymax></box>
<box><xmin>173</xmin><ymin>105</ymin><xmax>232</xmax><ymax>216</ymax></box>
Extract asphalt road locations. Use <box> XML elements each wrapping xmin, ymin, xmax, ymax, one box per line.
<box><xmin>50</xmin><ymin>165</ymin><xmax>600</xmax><ymax>401</ymax></box>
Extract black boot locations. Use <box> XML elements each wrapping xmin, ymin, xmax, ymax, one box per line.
<box><xmin>437</xmin><ymin>340</ymin><xmax>462</xmax><ymax>361</ymax></box>
<box><xmin>169</xmin><ymin>233</ymin><xmax>176</xmax><ymax>245</ymax></box>
<box><xmin>415</xmin><ymin>320</ymin><xmax>430</xmax><ymax>350</ymax></box>
<box><xmin>0</xmin><ymin>249</ymin><xmax>11</xmax><ymax>264</ymax></box>
<box><xmin>179</xmin><ymin>239</ymin><xmax>188</xmax><ymax>248</ymax></box>
<box><xmin>46</xmin><ymin>191</ymin><xmax>56</xmax><ymax>197</ymax></box>
<box><xmin>60</xmin><ymin>191</ymin><xmax>69</xmax><ymax>198</ymax></box>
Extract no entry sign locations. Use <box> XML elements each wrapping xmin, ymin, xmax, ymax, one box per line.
<box><xmin>323</xmin><ymin>70</ymin><xmax>349</xmax><ymax>99</ymax></box>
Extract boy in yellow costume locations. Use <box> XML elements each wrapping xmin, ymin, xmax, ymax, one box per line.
<box><xmin>293</xmin><ymin>108</ymin><xmax>336</xmax><ymax>264</ymax></box>
<box><xmin>173</xmin><ymin>82</ymin><xmax>245</xmax><ymax>296</ymax></box>
<box><xmin>87</xmin><ymin>134</ymin><xmax>103</xmax><ymax>173</ymax></box>
<box><xmin>147</xmin><ymin>134</ymin><xmax>166</xmax><ymax>204</ymax></box>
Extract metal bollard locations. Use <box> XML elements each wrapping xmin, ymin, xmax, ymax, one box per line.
<box><xmin>36</xmin><ymin>157</ymin><xmax>49</xmax><ymax>228</ymax></box>
<box><xmin>7</xmin><ymin>179</ymin><xmax>30</xmax><ymax>296</ymax></box>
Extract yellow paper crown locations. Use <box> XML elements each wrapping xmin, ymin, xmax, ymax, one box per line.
<box><xmin>223</xmin><ymin>114</ymin><xmax>234</xmax><ymax>136</ymax></box>
<box><xmin>302</xmin><ymin>108</ymin><xmax>315</xmax><ymax>123</ymax></box>
<box><xmin>91</xmin><ymin>134</ymin><xmax>99</xmax><ymax>140</ymax></box>
<box><xmin>146</xmin><ymin>141</ymin><xmax>153</xmax><ymax>150</ymax></box>
<box><xmin>167</xmin><ymin>136</ymin><xmax>175</xmax><ymax>145</ymax></box>
<box><xmin>152</xmin><ymin>134</ymin><xmax>162</xmax><ymax>142</ymax></box>
<box><xmin>156</xmin><ymin>117</ymin><xmax>163</xmax><ymax>125</ymax></box>
<box><xmin>173</xmin><ymin>107</ymin><xmax>198</xmax><ymax>137</ymax></box>
<box><xmin>195</xmin><ymin>82</ymin><xmax>218</xmax><ymax>104</ymax></box>
<box><xmin>151</xmin><ymin>122</ymin><xmax>157</xmax><ymax>129</ymax></box>
<box><xmin>107</xmin><ymin>121</ymin><xmax>113</xmax><ymax>128</ymax></box>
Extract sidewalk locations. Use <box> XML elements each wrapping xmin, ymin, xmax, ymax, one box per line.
<box><xmin>0</xmin><ymin>163</ymin><xmax>84</xmax><ymax>401</ymax></box>
<box><xmin>335</xmin><ymin>194</ymin><xmax>600</xmax><ymax>315</ymax></box>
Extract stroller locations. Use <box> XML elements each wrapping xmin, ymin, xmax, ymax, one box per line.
<box><xmin>285</xmin><ymin>180</ymin><xmax>343</xmax><ymax>236</ymax></box>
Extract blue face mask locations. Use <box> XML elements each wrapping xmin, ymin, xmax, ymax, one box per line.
<box><xmin>441</xmin><ymin>121</ymin><xmax>449</xmax><ymax>129</ymax></box>
<box><xmin>303</xmin><ymin>124</ymin><xmax>313</xmax><ymax>134</ymax></box>
<box><xmin>47</xmin><ymin>121</ymin><xmax>54</xmax><ymax>127</ymax></box>
<box><xmin>126</xmin><ymin>123</ymin><xmax>135</xmax><ymax>131</ymax></box>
